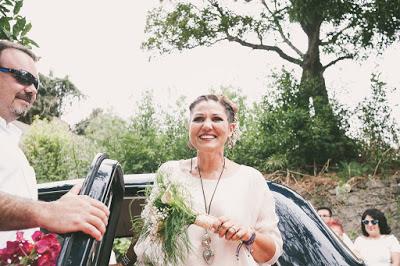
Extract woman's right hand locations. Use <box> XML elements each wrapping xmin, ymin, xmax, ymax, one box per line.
<box><xmin>212</xmin><ymin>216</ymin><xmax>254</xmax><ymax>242</ymax></box>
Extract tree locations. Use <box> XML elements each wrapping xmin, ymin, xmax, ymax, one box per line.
<box><xmin>123</xmin><ymin>91</ymin><xmax>167</xmax><ymax>173</ymax></box>
<box><xmin>355</xmin><ymin>74</ymin><xmax>400</xmax><ymax>172</ymax></box>
<box><xmin>81</xmin><ymin>91</ymin><xmax>175</xmax><ymax>174</ymax></box>
<box><xmin>73</xmin><ymin>108</ymin><xmax>104</xmax><ymax>135</ymax></box>
<box><xmin>19</xmin><ymin>72</ymin><xmax>82</xmax><ymax>124</ymax></box>
<box><xmin>82</xmin><ymin>110</ymin><xmax>128</xmax><ymax>163</ymax></box>
<box><xmin>160</xmin><ymin>95</ymin><xmax>194</xmax><ymax>161</ymax></box>
<box><xmin>0</xmin><ymin>0</ymin><xmax>36</xmax><ymax>46</ymax></box>
<box><xmin>251</xmin><ymin>70</ymin><xmax>355</xmax><ymax>171</ymax></box>
<box><xmin>142</xmin><ymin>0</ymin><xmax>400</xmax><ymax>163</ymax></box>
<box><xmin>359</xmin><ymin>0</ymin><xmax>400</xmax><ymax>46</ymax></box>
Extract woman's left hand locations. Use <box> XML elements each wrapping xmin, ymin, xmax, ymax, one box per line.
<box><xmin>212</xmin><ymin>216</ymin><xmax>278</xmax><ymax>263</ymax></box>
<box><xmin>212</xmin><ymin>216</ymin><xmax>254</xmax><ymax>242</ymax></box>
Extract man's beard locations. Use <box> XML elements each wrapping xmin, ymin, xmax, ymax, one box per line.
<box><xmin>11</xmin><ymin>92</ymin><xmax>34</xmax><ymax>118</ymax></box>
<box><xmin>11</xmin><ymin>105</ymin><xmax>30</xmax><ymax>117</ymax></box>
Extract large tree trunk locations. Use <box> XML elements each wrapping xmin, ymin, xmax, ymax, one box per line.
<box><xmin>300</xmin><ymin>18</ymin><xmax>339</xmax><ymax>133</ymax></box>
<box><xmin>301</xmin><ymin>20</ymin><xmax>325</xmax><ymax>110</ymax></box>
<box><xmin>296</xmin><ymin>17</ymin><xmax>353</xmax><ymax>167</ymax></box>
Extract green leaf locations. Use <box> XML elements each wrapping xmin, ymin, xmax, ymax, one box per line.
<box><xmin>12</xmin><ymin>16</ymin><xmax>26</xmax><ymax>36</ymax></box>
<box><xmin>21</xmin><ymin>21</ymin><xmax>32</xmax><ymax>36</ymax></box>
<box><xmin>0</xmin><ymin>5</ymin><xmax>10</xmax><ymax>14</ymax></box>
<box><xmin>0</xmin><ymin>0</ymin><xmax>37</xmax><ymax>45</ymax></box>
<box><xmin>0</xmin><ymin>16</ymin><xmax>11</xmax><ymax>31</ymax></box>
<box><xmin>13</xmin><ymin>0</ymin><xmax>23</xmax><ymax>15</ymax></box>
<box><xmin>1</xmin><ymin>28</ymin><xmax>13</xmax><ymax>40</ymax></box>
<box><xmin>2</xmin><ymin>0</ymin><xmax>13</xmax><ymax>9</ymax></box>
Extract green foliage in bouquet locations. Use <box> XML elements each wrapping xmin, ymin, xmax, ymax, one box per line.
<box><xmin>134</xmin><ymin>171</ymin><xmax>197</xmax><ymax>265</ymax></box>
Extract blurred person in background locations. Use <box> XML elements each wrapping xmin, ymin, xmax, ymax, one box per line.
<box><xmin>354</xmin><ymin>208</ymin><xmax>400</xmax><ymax>266</ymax></box>
<box><xmin>317</xmin><ymin>207</ymin><xmax>333</xmax><ymax>223</ymax></box>
<box><xmin>326</xmin><ymin>218</ymin><xmax>356</xmax><ymax>253</ymax></box>
<box><xmin>318</xmin><ymin>206</ymin><xmax>354</xmax><ymax>251</ymax></box>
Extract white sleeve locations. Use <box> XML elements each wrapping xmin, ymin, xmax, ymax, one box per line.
<box><xmin>253</xmin><ymin>171</ymin><xmax>283</xmax><ymax>265</ymax></box>
<box><xmin>353</xmin><ymin>236</ymin><xmax>362</xmax><ymax>252</ymax></box>
<box><xmin>388</xmin><ymin>235</ymin><xmax>400</xmax><ymax>253</ymax></box>
<box><xmin>341</xmin><ymin>233</ymin><xmax>357</xmax><ymax>254</ymax></box>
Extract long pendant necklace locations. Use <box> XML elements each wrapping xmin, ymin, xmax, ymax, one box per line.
<box><xmin>196</xmin><ymin>157</ymin><xmax>226</xmax><ymax>265</ymax></box>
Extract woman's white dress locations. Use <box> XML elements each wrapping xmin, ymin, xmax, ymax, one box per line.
<box><xmin>134</xmin><ymin>160</ymin><xmax>283</xmax><ymax>266</ymax></box>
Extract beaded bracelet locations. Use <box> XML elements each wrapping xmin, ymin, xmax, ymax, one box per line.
<box><xmin>243</xmin><ymin>232</ymin><xmax>256</xmax><ymax>253</ymax></box>
<box><xmin>236</xmin><ymin>231</ymin><xmax>257</xmax><ymax>259</ymax></box>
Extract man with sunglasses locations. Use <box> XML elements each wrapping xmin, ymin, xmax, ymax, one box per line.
<box><xmin>0</xmin><ymin>40</ymin><xmax>110</xmax><ymax>247</ymax></box>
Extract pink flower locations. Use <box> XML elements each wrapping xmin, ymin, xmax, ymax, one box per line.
<box><xmin>38</xmin><ymin>252</ymin><xmax>52</xmax><ymax>266</ymax></box>
<box><xmin>32</xmin><ymin>231</ymin><xmax>44</xmax><ymax>242</ymax></box>
<box><xmin>0</xmin><ymin>231</ymin><xmax>61</xmax><ymax>266</ymax></box>
<box><xmin>16</xmin><ymin>231</ymin><xmax>25</xmax><ymax>241</ymax></box>
<box><xmin>35</xmin><ymin>233</ymin><xmax>61</xmax><ymax>265</ymax></box>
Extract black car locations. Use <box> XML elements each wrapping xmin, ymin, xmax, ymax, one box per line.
<box><xmin>38</xmin><ymin>154</ymin><xmax>364</xmax><ymax>266</ymax></box>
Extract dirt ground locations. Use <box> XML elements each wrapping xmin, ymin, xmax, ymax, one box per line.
<box><xmin>269</xmin><ymin>172</ymin><xmax>400</xmax><ymax>240</ymax></box>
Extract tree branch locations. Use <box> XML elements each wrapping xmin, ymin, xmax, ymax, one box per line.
<box><xmin>209</xmin><ymin>0</ymin><xmax>224</xmax><ymax>16</ymax></box>
<box><xmin>262</xmin><ymin>0</ymin><xmax>304</xmax><ymax>58</ymax></box>
<box><xmin>227</xmin><ymin>35</ymin><xmax>303</xmax><ymax>66</ymax></box>
<box><xmin>320</xmin><ymin>24</ymin><xmax>353</xmax><ymax>46</ymax></box>
<box><xmin>323</xmin><ymin>54</ymin><xmax>354</xmax><ymax>71</ymax></box>
<box><xmin>210</xmin><ymin>0</ymin><xmax>302</xmax><ymax>66</ymax></box>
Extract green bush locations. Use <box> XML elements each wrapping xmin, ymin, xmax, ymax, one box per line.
<box><xmin>337</xmin><ymin>161</ymin><xmax>371</xmax><ymax>182</ymax></box>
<box><xmin>231</xmin><ymin>70</ymin><xmax>357</xmax><ymax>172</ymax></box>
<box><xmin>83</xmin><ymin>111</ymin><xmax>128</xmax><ymax>163</ymax></box>
<box><xmin>23</xmin><ymin>74</ymin><xmax>400</xmax><ymax>180</ymax></box>
<box><xmin>159</xmin><ymin>96</ymin><xmax>194</xmax><ymax>162</ymax></box>
<box><xmin>83</xmin><ymin>93</ymin><xmax>192</xmax><ymax>174</ymax></box>
<box><xmin>355</xmin><ymin>73</ymin><xmax>400</xmax><ymax>174</ymax></box>
<box><xmin>22</xmin><ymin>118</ymin><xmax>99</xmax><ymax>183</ymax></box>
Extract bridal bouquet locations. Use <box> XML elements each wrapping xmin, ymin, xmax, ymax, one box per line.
<box><xmin>0</xmin><ymin>231</ymin><xmax>61</xmax><ymax>266</ymax></box>
<box><xmin>134</xmin><ymin>170</ymin><xmax>217</xmax><ymax>265</ymax></box>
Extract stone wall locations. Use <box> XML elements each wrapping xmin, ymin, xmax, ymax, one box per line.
<box><xmin>283</xmin><ymin>174</ymin><xmax>400</xmax><ymax>240</ymax></box>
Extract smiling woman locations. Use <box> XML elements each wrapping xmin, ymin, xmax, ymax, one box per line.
<box><xmin>128</xmin><ymin>94</ymin><xmax>283</xmax><ymax>266</ymax></box>
<box><xmin>188</xmin><ymin>95</ymin><xmax>237</xmax><ymax>152</ymax></box>
<box><xmin>354</xmin><ymin>208</ymin><xmax>400</xmax><ymax>266</ymax></box>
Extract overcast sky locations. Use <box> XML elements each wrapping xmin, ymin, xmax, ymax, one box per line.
<box><xmin>22</xmin><ymin>1</ymin><xmax>400</xmax><ymax>126</ymax></box>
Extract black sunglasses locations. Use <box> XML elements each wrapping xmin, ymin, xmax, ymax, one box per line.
<box><xmin>0</xmin><ymin>67</ymin><xmax>39</xmax><ymax>90</ymax></box>
<box><xmin>362</xmin><ymin>219</ymin><xmax>379</xmax><ymax>225</ymax></box>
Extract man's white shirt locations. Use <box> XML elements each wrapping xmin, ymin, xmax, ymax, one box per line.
<box><xmin>0</xmin><ymin>117</ymin><xmax>37</xmax><ymax>247</ymax></box>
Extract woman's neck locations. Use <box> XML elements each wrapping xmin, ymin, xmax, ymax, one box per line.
<box><xmin>195</xmin><ymin>152</ymin><xmax>225</xmax><ymax>179</ymax></box>
<box><xmin>368</xmin><ymin>233</ymin><xmax>381</xmax><ymax>239</ymax></box>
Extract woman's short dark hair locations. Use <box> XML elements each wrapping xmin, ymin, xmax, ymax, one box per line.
<box><xmin>361</xmin><ymin>208</ymin><xmax>391</xmax><ymax>236</ymax></box>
